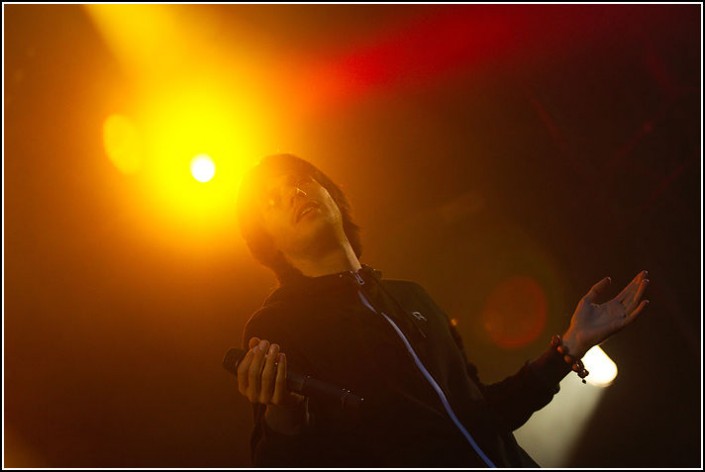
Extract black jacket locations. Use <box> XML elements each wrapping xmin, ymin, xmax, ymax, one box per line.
<box><xmin>242</xmin><ymin>265</ymin><xmax>571</xmax><ymax>467</ymax></box>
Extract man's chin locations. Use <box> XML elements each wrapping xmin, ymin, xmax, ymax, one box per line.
<box><xmin>294</xmin><ymin>223</ymin><xmax>341</xmax><ymax>250</ymax></box>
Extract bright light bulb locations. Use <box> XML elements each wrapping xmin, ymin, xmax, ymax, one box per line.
<box><xmin>190</xmin><ymin>154</ymin><xmax>216</xmax><ymax>183</ymax></box>
<box><xmin>582</xmin><ymin>345</ymin><xmax>618</xmax><ymax>387</ymax></box>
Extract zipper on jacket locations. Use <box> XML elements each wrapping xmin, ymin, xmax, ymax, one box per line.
<box><xmin>353</xmin><ymin>271</ymin><xmax>366</xmax><ymax>286</ymax></box>
<box><xmin>357</xmin><ymin>289</ymin><xmax>496</xmax><ymax>468</ymax></box>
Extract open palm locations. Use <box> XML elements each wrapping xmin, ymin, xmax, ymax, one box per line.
<box><xmin>563</xmin><ymin>271</ymin><xmax>650</xmax><ymax>358</ymax></box>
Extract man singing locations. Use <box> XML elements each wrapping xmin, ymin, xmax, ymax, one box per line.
<box><xmin>233</xmin><ymin>153</ymin><xmax>649</xmax><ymax>467</ymax></box>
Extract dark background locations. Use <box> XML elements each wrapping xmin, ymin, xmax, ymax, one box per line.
<box><xmin>4</xmin><ymin>4</ymin><xmax>701</xmax><ymax>468</ymax></box>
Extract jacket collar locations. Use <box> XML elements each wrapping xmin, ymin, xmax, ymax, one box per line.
<box><xmin>264</xmin><ymin>264</ymin><xmax>382</xmax><ymax>305</ymax></box>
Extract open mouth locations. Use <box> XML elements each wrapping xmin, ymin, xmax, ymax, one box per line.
<box><xmin>295</xmin><ymin>201</ymin><xmax>319</xmax><ymax>222</ymax></box>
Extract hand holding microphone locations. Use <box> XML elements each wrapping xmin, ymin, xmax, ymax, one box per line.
<box><xmin>231</xmin><ymin>338</ymin><xmax>304</xmax><ymax>410</ymax></box>
<box><xmin>224</xmin><ymin>338</ymin><xmax>364</xmax><ymax>415</ymax></box>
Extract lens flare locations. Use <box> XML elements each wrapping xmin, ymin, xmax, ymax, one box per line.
<box><xmin>103</xmin><ymin>114</ymin><xmax>141</xmax><ymax>175</ymax></box>
<box><xmin>482</xmin><ymin>275</ymin><xmax>548</xmax><ymax>349</ymax></box>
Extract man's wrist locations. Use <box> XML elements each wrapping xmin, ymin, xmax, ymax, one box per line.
<box><xmin>561</xmin><ymin>331</ymin><xmax>587</xmax><ymax>360</ymax></box>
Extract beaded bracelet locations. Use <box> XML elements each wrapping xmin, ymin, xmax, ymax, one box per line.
<box><xmin>551</xmin><ymin>335</ymin><xmax>589</xmax><ymax>384</ymax></box>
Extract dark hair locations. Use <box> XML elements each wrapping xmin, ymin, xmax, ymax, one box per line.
<box><xmin>237</xmin><ymin>154</ymin><xmax>362</xmax><ymax>282</ymax></box>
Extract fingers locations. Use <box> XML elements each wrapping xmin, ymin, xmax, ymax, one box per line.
<box><xmin>247</xmin><ymin>340</ymin><xmax>269</xmax><ymax>403</ymax></box>
<box><xmin>236</xmin><ymin>347</ymin><xmax>255</xmax><ymax>397</ymax></box>
<box><xmin>616</xmin><ymin>270</ymin><xmax>648</xmax><ymax>303</ymax></box>
<box><xmin>624</xmin><ymin>277</ymin><xmax>650</xmax><ymax>314</ymax></box>
<box><xmin>259</xmin><ymin>343</ymin><xmax>281</xmax><ymax>404</ymax></box>
<box><xmin>625</xmin><ymin>299</ymin><xmax>649</xmax><ymax>324</ymax></box>
<box><xmin>236</xmin><ymin>338</ymin><xmax>284</xmax><ymax>406</ymax></box>
<box><xmin>248</xmin><ymin>337</ymin><xmax>261</xmax><ymax>350</ymax></box>
<box><xmin>584</xmin><ymin>276</ymin><xmax>612</xmax><ymax>303</ymax></box>
<box><xmin>272</xmin><ymin>352</ymin><xmax>288</xmax><ymax>405</ymax></box>
<box><xmin>237</xmin><ymin>337</ymin><xmax>263</xmax><ymax>397</ymax></box>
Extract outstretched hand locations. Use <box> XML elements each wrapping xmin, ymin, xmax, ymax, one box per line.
<box><xmin>562</xmin><ymin>270</ymin><xmax>650</xmax><ymax>359</ymax></box>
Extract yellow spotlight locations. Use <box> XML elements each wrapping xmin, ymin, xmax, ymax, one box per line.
<box><xmin>87</xmin><ymin>4</ymin><xmax>273</xmax><ymax>242</ymax></box>
<box><xmin>582</xmin><ymin>345</ymin><xmax>618</xmax><ymax>387</ymax></box>
<box><xmin>190</xmin><ymin>154</ymin><xmax>216</xmax><ymax>183</ymax></box>
<box><xmin>103</xmin><ymin>114</ymin><xmax>141</xmax><ymax>174</ymax></box>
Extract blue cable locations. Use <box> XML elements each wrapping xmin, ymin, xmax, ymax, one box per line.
<box><xmin>357</xmin><ymin>290</ymin><xmax>497</xmax><ymax>468</ymax></box>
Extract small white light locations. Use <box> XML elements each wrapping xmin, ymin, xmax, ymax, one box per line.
<box><xmin>190</xmin><ymin>154</ymin><xmax>216</xmax><ymax>183</ymax></box>
<box><xmin>582</xmin><ymin>345</ymin><xmax>618</xmax><ymax>387</ymax></box>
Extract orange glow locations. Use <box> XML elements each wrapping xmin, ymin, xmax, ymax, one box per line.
<box><xmin>139</xmin><ymin>81</ymin><xmax>265</xmax><ymax>225</ymax></box>
<box><xmin>84</xmin><ymin>5</ymin><xmax>190</xmax><ymax>82</ymax></box>
<box><xmin>85</xmin><ymin>5</ymin><xmax>274</xmax><ymax>243</ymax></box>
<box><xmin>103</xmin><ymin>114</ymin><xmax>142</xmax><ymax>175</ymax></box>
<box><xmin>482</xmin><ymin>275</ymin><xmax>547</xmax><ymax>349</ymax></box>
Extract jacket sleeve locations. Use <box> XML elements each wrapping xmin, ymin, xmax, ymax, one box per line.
<box><xmin>449</xmin><ymin>323</ymin><xmax>572</xmax><ymax>431</ymax></box>
<box><xmin>411</xmin><ymin>281</ymin><xmax>572</xmax><ymax>431</ymax></box>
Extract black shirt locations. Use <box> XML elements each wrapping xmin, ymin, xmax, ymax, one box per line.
<box><xmin>242</xmin><ymin>266</ymin><xmax>571</xmax><ymax>467</ymax></box>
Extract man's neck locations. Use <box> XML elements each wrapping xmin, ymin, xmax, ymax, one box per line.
<box><xmin>289</xmin><ymin>242</ymin><xmax>362</xmax><ymax>278</ymax></box>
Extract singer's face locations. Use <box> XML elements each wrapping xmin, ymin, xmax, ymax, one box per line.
<box><xmin>257</xmin><ymin>172</ymin><xmax>345</xmax><ymax>259</ymax></box>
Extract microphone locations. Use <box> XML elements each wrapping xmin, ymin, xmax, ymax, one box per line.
<box><xmin>222</xmin><ymin>347</ymin><xmax>364</xmax><ymax>410</ymax></box>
